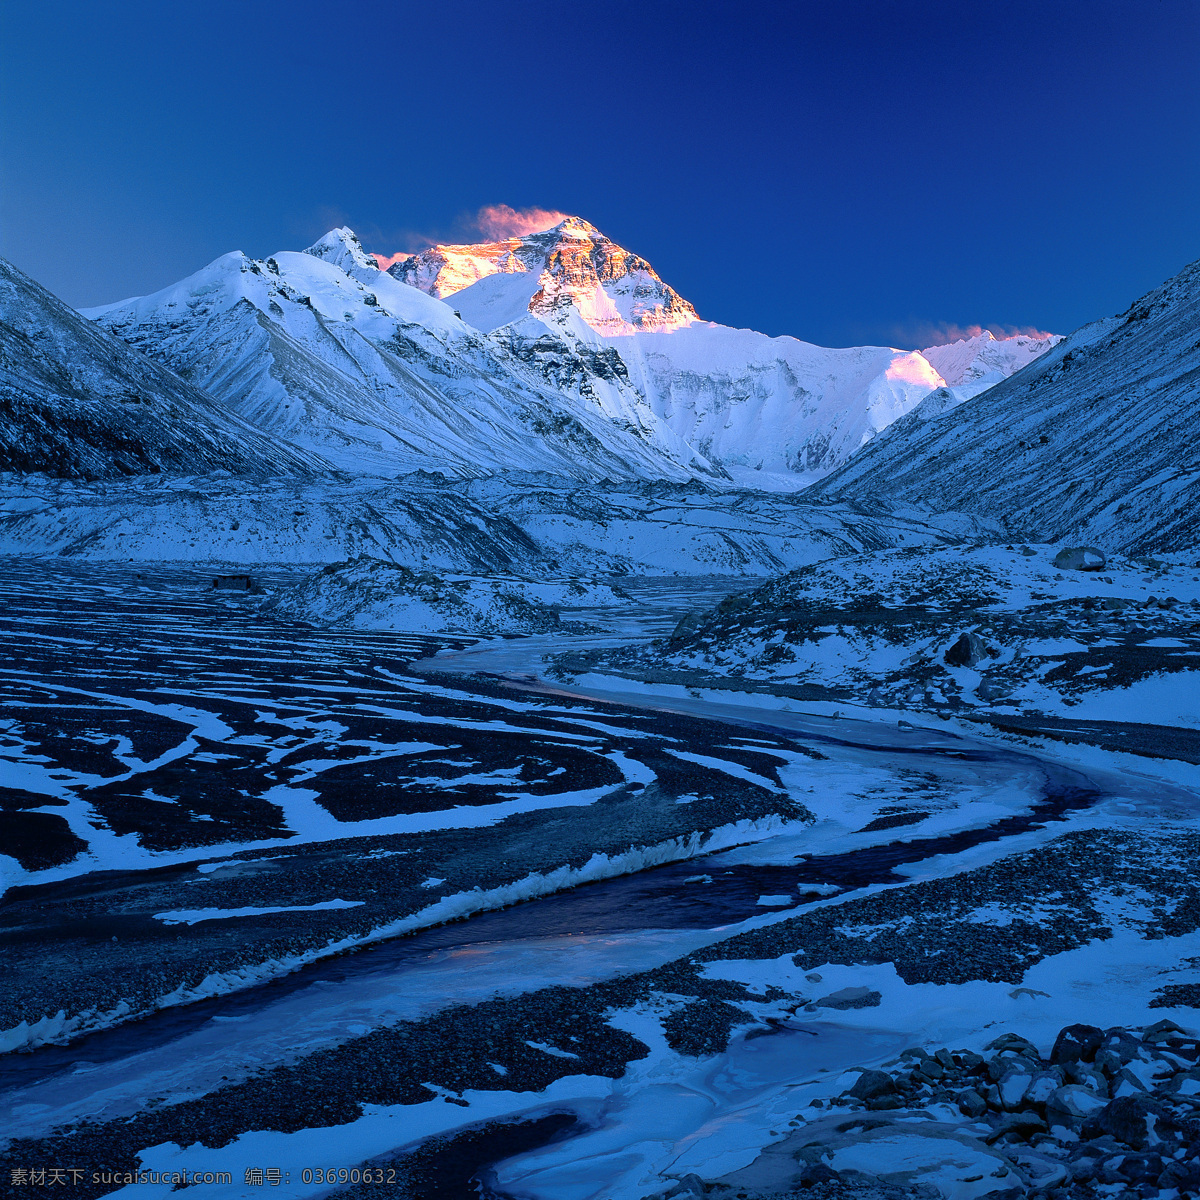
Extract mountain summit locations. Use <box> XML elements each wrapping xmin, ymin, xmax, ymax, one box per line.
<box><xmin>388</xmin><ymin>215</ymin><xmax>698</xmax><ymax>337</ymax></box>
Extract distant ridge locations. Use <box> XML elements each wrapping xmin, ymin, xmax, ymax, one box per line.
<box><xmin>812</xmin><ymin>257</ymin><xmax>1200</xmax><ymax>554</ymax></box>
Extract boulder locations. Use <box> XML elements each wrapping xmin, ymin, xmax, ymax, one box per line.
<box><xmin>1045</xmin><ymin>1083</ymin><xmax>1108</xmax><ymax>1128</ymax></box>
<box><xmin>1065</xmin><ymin>1060</ymin><xmax>1108</xmax><ymax>1093</ymax></box>
<box><xmin>1100</xmin><ymin>1027</ymin><xmax>1145</xmax><ymax>1065</ymax></box>
<box><xmin>1160</xmin><ymin>1158</ymin><xmax>1200</xmax><ymax>1190</ymax></box>
<box><xmin>919</xmin><ymin>1058</ymin><xmax>946</xmax><ymax>1080</ymax></box>
<box><xmin>1053</xmin><ymin>546</ymin><xmax>1107</xmax><ymax>571</ymax></box>
<box><xmin>663</xmin><ymin>1174</ymin><xmax>707</xmax><ymax>1198</ymax></box>
<box><xmin>985</xmin><ymin>1032</ymin><xmax>1040</xmax><ymax>1057</ymax></box>
<box><xmin>1051</xmin><ymin>1023</ymin><xmax>1104</xmax><ymax>1065</ymax></box>
<box><xmin>1118</xmin><ymin>1152</ymin><xmax>1165</xmax><ymax>1184</ymax></box>
<box><xmin>814</xmin><ymin>986</ymin><xmax>882</xmax><ymax>1011</ymax></box>
<box><xmin>977</xmin><ymin>679</ymin><xmax>1013</xmax><ymax>701</ymax></box>
<box><xmin>997</xmin><ymin>1066</ymin><xmax>1033</xmax><ymax>1109</ymax></box>
<box><xmin>1025</xmin><ymin>1070</ymin><xmax>1062</xmax><ymax>1105</ymax></box>
<box><xmin>957</xmin><ymin>1089</ymin><xmax>989</xmax><ymax>1118</ymax></box>
<box><xmin>1113</xmin><ymin>1067</ymin><xmax>1150</xmax><ymax>1097</ymax></box>
<box><xmin>1142</xmin><ymin>1018</ymin><xmax>1187</xmax><ymax>1042</ymax></box>
<box><xmin>1086</xmin><ymin>1094</ymin><xmax>1166</xmax><ymax>1149</ymax></box>
<box><xmin>944</xmin><ymin>630</ymin><xmax>991</xmax><ymax>667</ymax></box>
<box><xmin>848</xmin><ymin>1069</ymin><xmax>896</xmax><ymax>1101</ymax></box>
<box><xmin>668</xmin><ymin>610</ymin><xmax>706</xmax><ymax>644</ymax></box>
<box><xmin>985</xmin><ymin>1110</ymin><xmax>1047</xmax><ymax>1143</ymax></box>
<box><xmin>988</xmin><ymin>1052</ymin><xmax>1037</xmax><ymax>1081</ymax></box>
<box><xmin>797</xmin><ymin>1162</ymin><xmax>841</xmax><ymax>1185</ymax></box>
<box><xmin>212</xmin><ymin>573</ymin><xmax>252</xmax><ymax>590</ymax></box>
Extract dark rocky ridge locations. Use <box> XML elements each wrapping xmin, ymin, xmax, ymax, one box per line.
<box><xmin>0</xmin><ymin>257</ymin><xmax>319</xmax><ymax>480</ymax></box>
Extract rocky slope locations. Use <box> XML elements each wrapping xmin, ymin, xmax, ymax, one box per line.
<box><xmin>569</xmin><ymin>542</ymin><xmax>1200</xmax><ymax>762</ymax></box>
<box><xmin>812</xmin><ymin>257</ymin><xmax>1200</xmax><ymax>555</ymax></box>
<box><xmin>391</xmin><ymin>215</ymin><xmax>698</xmax><ymax>335</ymax></box>
<box><xmin>0</xmin><ymin>257</ymin><xmax>317</xmax><ymax>480</ymax></box>
<box><xmin>699</xmin><ymin>1018</ymin><xmax>1200</xmax><ymax>1198</ymax></box>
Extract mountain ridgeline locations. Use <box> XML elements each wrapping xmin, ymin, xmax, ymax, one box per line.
<box><xmin>76</xmin><ymin>219</ymin><xmax>1056</xmax><ymax>488</ymax></box>
<box><xmin>2</xmin><ymin>214</ymin><xmax>1196</xmax><ymax>555</ymax></box>
<box><xmin>0</xmin><ymin>257</ymin><xmax>319</xmax><ymax>479</ymax></box>
<box><xmin>813</xmin><ymin>257</ymin><xmax>1200</xmax><ymax>555</ymax></box>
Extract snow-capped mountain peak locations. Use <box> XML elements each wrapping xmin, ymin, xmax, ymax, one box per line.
<box><xmin>303</xmin><ymin>226</ymin><xmax>380</xmax><ymax>274</ymax></box>
<box><xmin>387</xmin><ymin>215</ymin><xmax>698</xmax><ymax>337</ymax></box>
<box><xmin>921</xmin><ymin>329</ymin><xmax>1062</xmax><ymax>398</ymax></box>
<box><xmin>82</xmin><ymin>234</ymin><xmax>712</xmax><ymax>482</ymax></box>
<box><xmin>77</xmin><ymin>217</ymin><xmax>1061</xmax><ymax>490</ymax></box>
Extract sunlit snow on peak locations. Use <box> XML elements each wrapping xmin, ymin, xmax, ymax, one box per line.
<box><xmin>922</xmin><ymin>328</ymin><xmax>1062</xmax><ymax>390</ymax></box>
<box><xmin>919</xmin><ymin>322</ymin><xmax>1059</xmax><ymax>350</ymax></box>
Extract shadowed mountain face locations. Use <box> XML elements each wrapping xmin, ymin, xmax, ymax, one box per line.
<box><xmin>0</xmin><ymin>257</ymin><xmax>320</xmax><ymax>481</ymax></box>
<box><xmin>812</xmin><ymin>257</ymin><xmax>1200</xmax><ymax>555</ymax></box>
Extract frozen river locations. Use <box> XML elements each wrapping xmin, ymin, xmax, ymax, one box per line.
<box><xmin>2</xmin><ymin>565</ymin><xmax>1196</xmax><ymax>1199</ymax></box>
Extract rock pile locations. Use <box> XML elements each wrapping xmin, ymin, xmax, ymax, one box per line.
<box><xmin>679</xmin><ymin>1020</ymin><xmax>1200</xmax><ymax>1198</ymax></box>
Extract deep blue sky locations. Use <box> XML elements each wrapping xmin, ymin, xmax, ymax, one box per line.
<box><xmin>2</xmin><ymin>0</ymin><xmax>1197</xmax><ymax>347</ymax></box>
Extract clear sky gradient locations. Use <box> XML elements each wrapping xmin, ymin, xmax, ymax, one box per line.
<box><xmin>2</xmin><ymin>0</ymin><xmax>1197</xmax><ymax>347</ymax></box>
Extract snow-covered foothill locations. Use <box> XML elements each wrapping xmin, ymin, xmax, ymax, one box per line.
<box><xmin>0</xmin><ymin>473</ymin><xmax>999</xmax><ymax>576</ymax></box>
<box><xmin>267</xmin><ymin>557</ymin><xmax>631</xmax><ymax>635</ymax></box>
<box><xmin>609</xmin><ymin>542</ymin><xmax>1200</xmax><ymax>730</ymax></box>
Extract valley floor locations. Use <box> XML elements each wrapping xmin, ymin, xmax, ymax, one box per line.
<box><xmin>1</xmin><ymin>563</ymin><xmax>1198</xmax><ymax>1199</ymax></box>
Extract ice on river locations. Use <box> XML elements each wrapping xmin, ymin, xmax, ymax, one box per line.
<box><xmin>5</xmin><ymin>563</ymin><xmax>1200</xmax><ymax>1200</ymax></box>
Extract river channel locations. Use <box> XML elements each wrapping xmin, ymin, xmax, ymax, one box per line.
<box><xmin>2</xmin><ymin>571</ymin><xmax>1190</xmax><ymax>1199</ymax></box>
